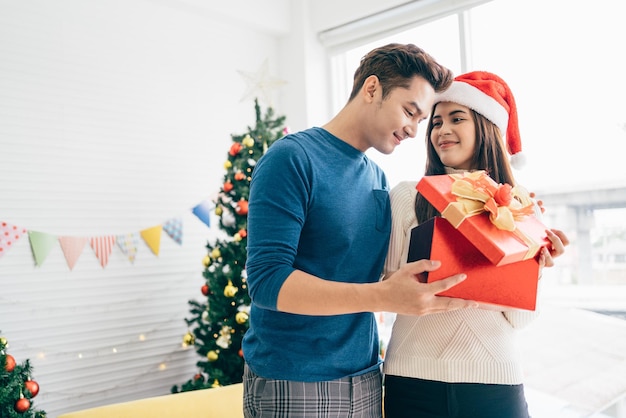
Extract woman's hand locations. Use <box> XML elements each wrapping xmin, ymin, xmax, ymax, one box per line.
<box><xmin>538</xmin><ymin>229</ymin><xmax>570</xmax><ymax>277</ymax></box>
<box><xmin>529</xmin><ymin>191</ymin><xmax>545</xmax><ymax>213</ymax></box>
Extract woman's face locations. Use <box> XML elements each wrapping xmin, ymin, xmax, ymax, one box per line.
<box><xmin>429</xmin><ymin>102</ymin><xmax>477</xmax><ymax>170</ymax></box>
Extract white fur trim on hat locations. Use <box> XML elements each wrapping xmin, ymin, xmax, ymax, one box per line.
<box><xmin>510</xmin><ymin>152</ymin><xmax>526</xmax><ymax>170</ymax></box>
<box><xmin>435</xmin><ymin>82</ymin><xmax>509</xmax><ymax>134</ymax></box>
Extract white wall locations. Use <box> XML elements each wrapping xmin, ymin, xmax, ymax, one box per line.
<box><xmin>0</xmin><ymin>0</ymin><xmax>291</xmax><ymax>416</ymax></box>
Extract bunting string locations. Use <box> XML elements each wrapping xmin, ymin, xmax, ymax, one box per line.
<box><xmin>0</xmin><ymin>199</ymin><xmax>213</xmax><ymax>270</ymax></box>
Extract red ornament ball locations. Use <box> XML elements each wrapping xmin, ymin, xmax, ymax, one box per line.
<box><xmin>15</xmin><ymin>397</ymin><xmax>30</xmax><ymax>413</ymax></box>
<box><xmin>25</xmin><ymin>380</ymin><xmax>39</xmax><ymax>397</ymax></box>
<box><xmin>229</xmin><ymin>142</ymin><xmax>243</xmax><ymax>156</ymax></box>
<box><xmin>4</xmin><ymin>354</ymin><xmax>16</xmax><ymax>372</ymax></box>
<box><xmin>236</xmin><ymin>200</ymin><xmax>249</xmax><ymax>216</ymax></box>
<box><xmin>201</xmin><ymin>284</ymin><xmax>209</xmax><ymax>296</ymax></box>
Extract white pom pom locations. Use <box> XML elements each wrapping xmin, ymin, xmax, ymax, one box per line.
<box><xmin>510</xmin><ymin>152</ymin><xmax>526</xmax><ymax>170</ymax></box>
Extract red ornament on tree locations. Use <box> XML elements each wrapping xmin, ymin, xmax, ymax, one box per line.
<box><xmin>15</xmin><ymin>397</ymin><xmax>30</xmax><ymax>413</ymax></box>
<box><xmin>223</xmin><ymin>181</ymin><xmax>234</xmax><ymax>193</ymax></box>
<box><xmin>4</xmin><ymin>354</ymin><xmax>16</xmax><ymax>372</ymax></box>
<box><xmin>236</xmin><ymin>200</ymin><xmax>248</xmax><ymax>216</ymax></box>
<box><xmin>25</xmin><ymin>379</ymin><xmax>39</xmax><ymax>397</ymax></box>
<box><xmin>229</xmin><ymin>142</ymin><xmax>243</xmax><ymax>156</ymax></box>
<box><xmin>201</xmin><ymin>284</ymin><xmax>209</xmax><ymax>296</ymax></box>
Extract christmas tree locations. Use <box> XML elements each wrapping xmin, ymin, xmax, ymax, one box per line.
<box><xmin>0</xmin><ymin>332</ymin><xmax>46</xmax><ymax>418</ymax></box>
<box><xmin>172</xmin><ymin>99</ymin><xmax>287</xmax><ymax>393</ymax></box>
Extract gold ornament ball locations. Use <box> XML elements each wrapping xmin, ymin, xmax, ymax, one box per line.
<box><xmin>224</xmin><ymin>280</ymin><xmax>238</xmax><ymax>297</ymax></box>
<box><xmin>207</xmin><ymin>350</ymin><xmax>219</xmax><ymax>362</ymax></box>
<box><xmin>202</xmin><ymin>255</ymin><xmax>211</xmax><ymax>267</ymax></box>
<box><xmin>183</xmin><ymin>332</ymin><xmax>195</xmax><ymax>346</ymax></box>
<box><xmin>0</xmin><ymin>337</ymin><xmax>7</xmax><ymax>346</ymax></box>
<box><xmin>236</xmin><ymin>311</ymin><xmax>249</xmax><ymax>324</ymax></box>
<box><xmin>224</xmin><ymin>160</ymin><xmax>232</xmax><ymax>169</ymax></box>
<box><xmin>211</xmin><ymin>248</ymin><xmax>221</xmax><ymax>259</ymax></box>
<box><xmin>242</xmin><ymin>135</ymin><xmax>255</xmax><ymax>148</ymax></box>
<box><xmin>215</xmin><ymin>206</ymin><xmax>223</xmax><ymax>216</ymax></box>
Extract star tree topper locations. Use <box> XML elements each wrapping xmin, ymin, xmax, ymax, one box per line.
<box><xmin>237</xmin><ymin>59</ymin><xmax>286</xmax><ymax>107</ymax></box>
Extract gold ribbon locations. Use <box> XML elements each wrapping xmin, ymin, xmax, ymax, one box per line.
<box><xmin>441</xmin><ymin>171</ymin><xmax>541</xmax><ymax>259</ymax></box>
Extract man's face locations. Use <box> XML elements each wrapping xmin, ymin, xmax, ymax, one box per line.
<box><xmin>366</xmin><ymin>76</ymin><xmax>435</xmax><ymax>155</ymax></box>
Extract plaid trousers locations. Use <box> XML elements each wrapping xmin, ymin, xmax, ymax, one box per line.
<box><xmin>243</xmin><ymin>364</ymin><xmax>383</xmax><ymax>418</ymax></box>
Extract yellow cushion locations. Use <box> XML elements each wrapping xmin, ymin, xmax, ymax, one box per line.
<box><xmin>57</xmin><ymin>383</ymin><xmax>243</xmax><ymax>418</ymax></box>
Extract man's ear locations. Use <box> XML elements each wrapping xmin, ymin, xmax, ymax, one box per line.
<box><xmin>362</xmin><ymin>75</ymin><xmax>379</xmax><ymax>102</ymax></box>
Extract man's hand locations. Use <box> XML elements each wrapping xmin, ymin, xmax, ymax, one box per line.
<box><xmin>379</xmin><ymin>260</ymin><xmax>477</xmax><ymax>316</ymax></box>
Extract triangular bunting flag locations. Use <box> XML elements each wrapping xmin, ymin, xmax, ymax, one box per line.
<box><xmin>90</xmin><ymin>236</ymin><xmax>116</xmax><ymax>268</ymax></box>
<box><xmin>140</xmin><ymin>225</ymin><xmax>162</xmax><ymax>256</ymax></box>
<box><xmin>192</xmin><ymin>200</ymin><xmax>212</xmax><ymax>228</ymax></box>
<box><xmin>28</xmin><ymin>230</ymin><xmax>57</xmax><ymax>266</ymax></box>
<box><xmin>0</xmin><ymin>221</ymin><xmax>27</xmax><ymax>260</ymax></box>
<box><xmin>116</xmin><ymin>232</ymin><xmax>140</xmax><ymax>263</ymax></box>
<box><xmin>58</xmin><ymin>236</ymin><xmax>88</xmax><ymax>270</ymax></box>
<box><xmin>163</xmin><ymin>217</ymin><xmax>183</xmax><ymax>245</ymax></box>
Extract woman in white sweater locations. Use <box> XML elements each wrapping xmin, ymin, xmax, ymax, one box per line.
<box><xmin>382</xmin><ymin>71</ymin><xmax>568</xmax><ymax>418</ymax></box>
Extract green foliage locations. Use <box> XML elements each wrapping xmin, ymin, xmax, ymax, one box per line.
<box><xmin>172</xmin><ymin>99</ymin><xmax>287</xmax><ymax>393</ymax></box>
<box><xmin>0</xmin><ymin>333</ymin><xmax>46</xmax><ymax>418</ymax></box>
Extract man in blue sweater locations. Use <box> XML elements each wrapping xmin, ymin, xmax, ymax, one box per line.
<box><xmin>242</xmin><ymin>43</ymin><xmax>477</xmax><ymax>418</ymax></box>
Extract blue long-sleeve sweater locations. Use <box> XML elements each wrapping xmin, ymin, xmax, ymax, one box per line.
<box><xmin>242</xmin><ymin>127</ymin><xmax>391</xmax><ymax>382</ymax></box>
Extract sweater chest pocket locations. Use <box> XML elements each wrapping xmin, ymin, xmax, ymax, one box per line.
<box><xmin>372</xmin><ymin>189</ymin><xmax>391</xmax><ymax>233</ymax></box>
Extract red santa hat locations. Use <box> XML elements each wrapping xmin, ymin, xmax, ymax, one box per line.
<box><xmin>434</xmin><ymin>71</ymin><xmax>525</xmax><ymax>169</ymax></box>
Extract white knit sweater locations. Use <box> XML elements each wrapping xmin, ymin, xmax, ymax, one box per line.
<box><xmin>382</xmin><ymin>180</ymin><xmax>540</xmax><ymax>385</ymax></box>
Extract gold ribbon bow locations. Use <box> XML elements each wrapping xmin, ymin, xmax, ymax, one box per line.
<box><xmin>442</xmin><ymin>171</ymin><xmax>535</xmax><ymax>231</ymax></box>
<box><xmin>441</xmin><ymin>171</ymin><xmax>541</xmax><ymax>260</ymax></box>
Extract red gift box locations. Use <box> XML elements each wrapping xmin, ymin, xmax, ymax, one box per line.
<box><xmin>417</xmin><ymin>172</ymin><xmax>550</xmax><ymax>266</ymax></box>
<box><xmin>408</xmin><ymin>217</ymin><xmax>539</xmax><ymax>310</ymax></box>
